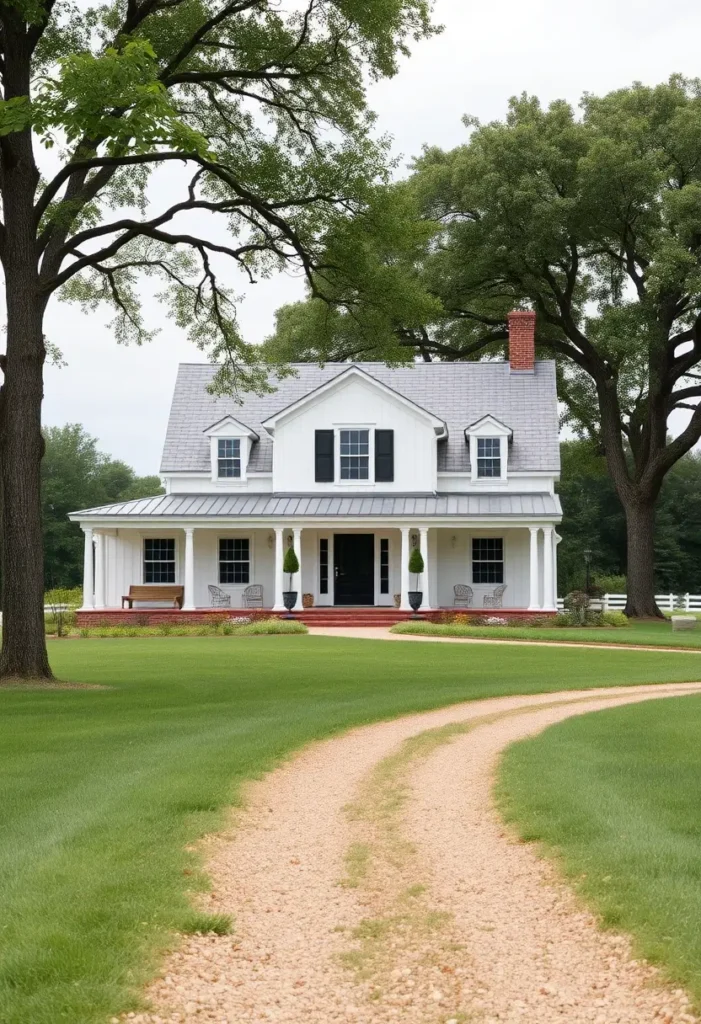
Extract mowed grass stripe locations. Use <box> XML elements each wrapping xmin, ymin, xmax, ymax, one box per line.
<box><xmin>498</xmin><ymin>694</ymin><xmax>701</xmax><ymax>1007</ymax></box>
<box><xmin>1</xmin><ymin>635</ymin><xmax>700</xmax><ymax>1024</ymax></box>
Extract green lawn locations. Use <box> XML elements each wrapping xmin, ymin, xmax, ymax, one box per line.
<box><xmin>498</xmin><ymin>695</ymin><xmax>701</xmax><ymax>1006</ymax></box>
<box><xmin>3</xmin><ymin>635</ymin><xmax>701</xmax><ymax>1024</ymax></box>
<box><xmin>392</xmin><ymin>618</ymin><xmax>701</xmax><ymax>648</ymax></box>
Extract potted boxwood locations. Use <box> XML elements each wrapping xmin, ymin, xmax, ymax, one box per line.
<box><xmin>408</xmin><ymin>547</ymin><xmax>424</xmax><ymax>615</ymax></box>
<box><xmin>282</xmin><ymin>546</ymin><xmax>299</xmax><ymax>616</ymax></box>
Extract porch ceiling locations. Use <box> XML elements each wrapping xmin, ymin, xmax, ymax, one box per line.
<box><xmin>69</xmin><ymin>491</ymin><xmax>562</xmax><ymax>520</ymax></box>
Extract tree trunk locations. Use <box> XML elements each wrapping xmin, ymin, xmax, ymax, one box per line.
<box><xmin>623</xmin><ymin>499</ymin><xmax>663</xmax><ymax>618</ymax></box>
<box><xmin>0</xmin><ymin>295</ymin><xmax>52</xmax><ymax>680</ymax></box>
<box><xmin>0</xmin><ymin>120</ymin><xmax>53</xmax><ymax>679</ymax></box>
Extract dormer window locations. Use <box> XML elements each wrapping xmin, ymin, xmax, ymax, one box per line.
<box><xmin>476</xmin><ymin>438</ymin><xmax>501</xmax><ymax>478</ymax></box>
<box><xmin>204</xmin><ymin>415</ymin><xmax>259</xmax><ymax>484</ymax></box>
<box><xmin>464</xmin><ymin>415</ymin><xmax>513</xmax><ymax>483</ymax></box>
<box><xmin>218</xmin><ymin>438</ymin><xmax>241</xmax><ymax>478</ymax></box>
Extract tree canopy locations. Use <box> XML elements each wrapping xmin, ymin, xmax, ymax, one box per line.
<box><xmin>0</xmin><ymin>0</ymin><xmax>439</xmax><ymax>678</ymax></box>
<box><xmin>267</xmin><ymin>76</ymin><xmax>701</xmax><ymax>616</ymax></box>
<box><xmin>557</xmin><ymin>440</ymin><xmax>701</xmax><ymax>596</ymax></box>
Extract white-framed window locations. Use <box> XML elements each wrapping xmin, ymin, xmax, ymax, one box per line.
<box><xmin>218</xmin><ymin>438</ymin><xmax>241</xmax><ymax>478</ymax></box>
<box><xmin>340</xmin><ymin>429</ymin><xmax>370</xmax><ymax>480</ymax></box>
<box><xmin>472</xmin><ymin>538</ymin><xmax>504</xmax><ymax>584</ymax></box>
<box><xmin>144</xmin><ymin>538</ymin><xmax>176</xmax><ymax>583</ymax></box>
<box><xmin>476</xmin><ymin>437</ymin><xmax>501</xmax><ymax>478</ymax></box>
<box><xmin>219</xmin><ymin>537</ymin><xmax>250</xmax><ymax>584</ymax></box>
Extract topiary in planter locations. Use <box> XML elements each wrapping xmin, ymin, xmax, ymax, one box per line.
<box><xmin>282</xmin><ymin>545</ymin><xmax>300</xmax><ymax>615</ymax></box>
<box><xmin>408</xmin><ymin>546</ymin><xmax>424</xmax><ymax>614</ymax></box>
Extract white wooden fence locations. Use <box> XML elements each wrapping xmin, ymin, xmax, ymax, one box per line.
<box><xmin>556</xmin><ymin>593</ymin><xmax>701</xmax><ymax>612</ymax></box>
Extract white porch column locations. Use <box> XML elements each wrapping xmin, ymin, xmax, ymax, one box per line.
<box><xmin>273</xmin><ymin>527</ymin><xmax>285</xmax><ymax>611</ymax></box>
<box><xmin>542</xmin><ymin>526</ymin><xmax>556</xmax><ymax>611</ymax></box>
<box><xmin>80</xmin><ymin>527</ymin><xmax>94</xmax><ymax>610</ymax></box>
<box><xmin>400</xmin><ymin>526</ymin><xmax>411</xmax><ymax>611</ymax></box>
<box><xmin>94</xmin><ymin>532</ymin><xmax>105</xmax><ymax>609</ymax></box>
<box><xmin>528</xmin><ymin>526</ymin><xmax>541</xmax><ymax>611</ymax></box>
<box><xmin>183</xmin><ymin>527</ymin><xmax>195</xmax><ymax>610</ymax></box>
<box><xmin>292</xmin><ymin>527</ymin><xmax>303</xmax><ymax>611</ymax></box>
<box><xmin>419</xmin><ymin>527</ymin><xmax>431</xmax><ymax>610</ymax></box>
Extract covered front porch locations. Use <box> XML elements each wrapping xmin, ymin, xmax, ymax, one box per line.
<box><xmin>76</xmin><ymin>518</ymin><xmax>560</xmax><ymax>620</ymax></box>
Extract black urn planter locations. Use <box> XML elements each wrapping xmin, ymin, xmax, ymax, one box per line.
<box><xmin>282</xmin><ymin>591</ymin><xmax>298</xmax><ymax>616</ymax></box>
<box><xmin>408</xmin><ymin>590</ymin><xmax>423</xmax><ymax>616</ymax></box>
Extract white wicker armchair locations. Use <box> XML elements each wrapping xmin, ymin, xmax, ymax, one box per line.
<box><xmin>208</xmin><ymin>585</ymin><xmax>231</xmax><ymax>608</ymax></box>
<box><xmin>453</xmin><ymin>584</ymin><xmax>474</xmax><ymax>607</ymax></box>
<box><xmin>483</xmin><ymin>584</ymin><xmax>507</xmax><ymax>609</ymax></box>
<box><xmin>243</xmin><ymin>584</ymin><xmax>264</xmax><ymax>608</ymax></box>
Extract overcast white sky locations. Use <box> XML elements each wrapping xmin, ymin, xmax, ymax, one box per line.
<box><xmin>40</xmin><ymin>0</ymin><xmax>701</xmax><ymax>475</ymax></box>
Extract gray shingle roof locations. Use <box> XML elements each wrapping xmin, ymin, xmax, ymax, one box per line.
<box><xmin>161</xmin><ymin>361</ymin><xmax>560</xmax><ymax>475</ymax></box>
<box><xmin>70</xmin><ymin>492</ymin><xmax>562</xmax><ymax>520</ymax></box>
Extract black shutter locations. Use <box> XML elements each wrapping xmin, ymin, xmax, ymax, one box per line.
<box><xmin>375</xmin><ymin>429</ymin><xmax>394</xmax><ymax>482</ymax></box>
<box><xmin>315</xmin><ymin>430</ymin><xmax>334</xmax><ymax>482</ymax></box>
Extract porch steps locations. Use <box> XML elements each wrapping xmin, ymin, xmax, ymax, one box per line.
<box><xmin>292</xmin><ymin>608</ymin><xmax>426</xmax><ymax>627</ymax></box>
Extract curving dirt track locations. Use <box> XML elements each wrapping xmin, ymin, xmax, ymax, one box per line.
<box><xmin>133</xmin><ymin>683</ymin><xmax>701</xmax><ymax>1024</ymax></box>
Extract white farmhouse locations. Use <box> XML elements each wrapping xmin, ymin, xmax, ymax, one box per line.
<box><xmin>70</xmin><ymin>311</ymin><xmax>562</xmax><ymax>622</ymax></box>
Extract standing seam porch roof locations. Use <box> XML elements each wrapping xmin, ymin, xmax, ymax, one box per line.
<box><xmin>161</xmin><ymin>361</ymin><xmax>560</xmax><ymax>475</ymax></box>
<box><xmin>70</xmin><ymin>492</ymin><xmax>562</xmax><ymax>519</ymax></box>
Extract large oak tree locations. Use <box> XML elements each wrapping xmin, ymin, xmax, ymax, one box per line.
<box><xmin>268</xmin><ymin>78</ymin><xmax>701</xmax><ymax>618</ymax></box>
<box><xmin>0</xmin><ymin>0</ymin><xmax>437</xmax><ymax>680</ymax></box>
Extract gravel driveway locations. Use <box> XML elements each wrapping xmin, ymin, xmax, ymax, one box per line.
<box><xmin>134</xmin><ymin>683</ymin><xmax>701</xmax><ymax>1024</ymax></box>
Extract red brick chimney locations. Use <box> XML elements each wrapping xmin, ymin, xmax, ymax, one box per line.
<box><xmin>508</xmin><ymin>310</ymin><xmax>536</xmax><ymax>372</ymax></box>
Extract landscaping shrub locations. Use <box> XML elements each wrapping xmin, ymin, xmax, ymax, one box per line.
<box><xmin>601</xmin><ymin>611</ymin><xmax>630</xmax><ymax>627</ymax></box>
<box><xmin>71</xmin><ymin>619</ymin><xmax>308</xmax><ymax>639</ymax></box>
<box><xmin>44</xmin><ymin>586</ymin><xmax>82</xmax><ymax>608</ymax></box>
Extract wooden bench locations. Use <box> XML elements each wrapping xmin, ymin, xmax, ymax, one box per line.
<box><xmin>122</xmin><ymin>585</ymin><xmax>184</xmax><ymax>609</ymax></box>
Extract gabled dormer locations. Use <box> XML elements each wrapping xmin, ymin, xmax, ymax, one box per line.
<box><xmin>204</xmin><ymin>415</ymin><xmax>259</xmax><ymax>484</ymax></box>
<box><xmin>261</xmin><ymin>365</ymin><xmax>447</xmax><ymax>493</ymax></box>
<box><xmin>464</xmin><ymin>415</ymin><xmax>513</xmax><ymax>483</ymax></box>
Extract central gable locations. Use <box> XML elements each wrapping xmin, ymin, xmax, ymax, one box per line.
<box><xmin>261</xmin><ymin>365</ymin><xmax>447</xmax><ymax>436</ymax></box>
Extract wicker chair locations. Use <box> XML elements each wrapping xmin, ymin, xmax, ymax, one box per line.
<box><xmin>453</xmin><ymin>584</ymin><xmax>474</xmax><ymax>608</ymax></box>
<box><xmin>243</xmin><ymin>584</ymin><xmax>264</xmax><ymax>609</ymax></box>
<box><xmin>208</xmin><ymin>584</ymin><xmax>231</xmax><ymax>608</ymax></box>
<box><xmin>483</xmin><ymin>584</ymin><xmax>507</xmax><ymax>609</ymax></box>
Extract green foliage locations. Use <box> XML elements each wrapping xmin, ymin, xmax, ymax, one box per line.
<box><xmin>41</xmin><ymin>424</ymin><xmax>163</xmax><ymax>588</ymax></box>
<box><xmin>282</xmin><ymin>546</ymin><xmax>300</xmax><ymax>581</ymax></box>
<box><xmin>45</xmin><ymin>586</ymin><xmax>82</xmax><ymax>608</ymax></box>
<box><xmin>558</xmin><ymin>440</ymin><xmax>701</xmax><ymax>593</ymax></box>
<box><xmin>73</xmin><ymin>619</ymin><xmax>308</xmax><ymax>638</ymax></box>
<box><xmin>391</xmin><ymin>619</ymin><xmax>698</xmax><ymax>646</ymax></box>
<box><xmin>12</xmin><ymin>0</ymin><xmax>441</xmax><ymax>390</ymax></box>
<box><xmin>593</xmin><ymin>573</ymin><xmax>627</xmax><ymax>595</ymax></box>
<box><xmin>601</xmin><ymin>611</ymin><xmax>630</xmax><ymax>627</ymax></box>
<box><xmin>408</xmin><ymin>547</ymin><xmax>424</xmax><ymax>576</ymax></box>
<box><xmin>2</xmin><ymin>635</ymin><xmax>699</xmax><ymax>1022</ymax></box>
<box><xmin>180</xmin><ymin>912</ymin><xmax>232</xmax><ymax>936</ymax></box>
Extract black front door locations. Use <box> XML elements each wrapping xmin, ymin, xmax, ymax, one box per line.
<box><xmin>334</xmin><ymin>534</ymin><xmax>374</xmax><ymax>605</ymax></box>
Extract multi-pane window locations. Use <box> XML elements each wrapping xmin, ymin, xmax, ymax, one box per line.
<box><xmin>472</xmin><ymin>538</ymin><xmax>504</xmax><ymax>584</ymax></box>
<box><xmin>218</xmin><ymin>438</ymin><xmax>241</xmax><ymax>478</ymax></box>
<box><xmin>340</xmin><ymin>429</ymin><xmax>370</xmax><ymax>480</ymax></box>
<box><xmin>219</xmin><ymin>538</ymin><xmax>250</xmax><ymax>584</ymax></box>
<box><xmin>144</xmin><ymin>538</ymin><xmax>176</xmax><ymax>584</ymax></box>
<box><xmin>476</xmin><ymin>437</ymin><xmax>501</xmax><ymax>478</ymax></box>
<box><xmin>380</xmin><ymin>538</ymin><xmax>389</xmax><ymax>594</ymax></box>
<box><xmin>319</xmin><ymin>538</ymin><xmax>329</xmax><ymax>595</ymax></box>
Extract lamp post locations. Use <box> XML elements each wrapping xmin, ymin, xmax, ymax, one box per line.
<box><xmin>583</xmin><ymin>548</ymin><xmax>593</xmax><ymax>595</ymax></box>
